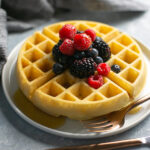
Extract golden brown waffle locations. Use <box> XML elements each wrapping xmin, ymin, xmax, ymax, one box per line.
<box><xmin>17</xmin><ymin>21</ymin><xmax>146</xmax><ymax>120</ymax></box>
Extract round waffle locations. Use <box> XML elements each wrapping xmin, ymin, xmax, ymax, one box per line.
<box><xmin>17</xmin><ymin>21</ymin><xmax>146</xmax><ymax>120</ymax></box>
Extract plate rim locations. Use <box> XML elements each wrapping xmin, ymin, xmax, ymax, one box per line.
<box><xmin>2</xmin><ymin>37</ymin><xmax>150</xmax><ymax>139</ymax></box>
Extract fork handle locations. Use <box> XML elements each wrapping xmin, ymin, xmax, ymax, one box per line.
<box><xmin>129</xmin><ymin>94</ymin><xmax>150</xmax><ymax>112</ymax></box>
<box><xmin>47</xmin><ymin>138</ymin><xmax>143</xmax><ymax>150</ymax></box>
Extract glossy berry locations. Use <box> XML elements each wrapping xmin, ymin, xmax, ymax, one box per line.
<box><xmin>52</xmin><ymin>41</ymin><xmax>69</xmax><ymax>67</ymax></box>
<box><xmin>86</xmin><ymin>48</ymin><xmax>99</xmax><ymax>58</ymax></box>
<box><xmin>53</xmin><ymin>63</ymin><xmax>64</xmax><ymax>75</ymax></box>
<box><xmin>60</xmin><ymin>39</ymin><xmax>75</xmax><ymax>56</ymax></box>
<box><xmin>85</xmin><ymin>29</ymin><xmax>96</xmax><ymax>41</ymax></box>
<box><xmin>111</xmin><ymin>64</ymin><xmax>121</xmax><ymax>73</ymax></box>
<box><xmin>73</xmin><ymin>51</ymin><xmax>86</xmax><ymax>60</ymax></box>
<box><xmin>93</xmin><ymin>37</ymin><xmax>111</xmax><ymax>62</ymax></box>
<box><xmin>97</xmin><ymin>63</ymin><xmax>110</xmax><ymax>76</ymax></box>
<box><xmin>59</xmin><ymin>24</ymin><xmax>77</xmax><ymax>40</ymax></box>
<box><xmin>77</xmin><ymin>30</ymin><xmax>84</xmax><ymax>34</ymax></box>
<box><xmin>70</xmin><ymin>57</ymin><xmax>96</xmax><ymax>78</ymax></box>
<box><xmin>74</xmin><ymin>33</ymin><xmax>92</xmax><ymax>51</ymax></box>
<box><xmin>94</xmin><ymin>56</ymin><xmax>103</xmax><ymax>64</ymax></box>
<box><xmin>88</xmin><ymin>75</ymin><xmax>103</xmax><ymax>89</ymax></box>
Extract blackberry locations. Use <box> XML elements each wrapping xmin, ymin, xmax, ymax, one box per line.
<box><xmin>70</xmin><ymin>57</ymin><xmax>96</xmax><ymax>78</ymax></box>
<box><xmin>52</xmin><ymin>40</ymin><xmax>70</xmax><ymax>67</ymax></box>
<box><xmin>92</xmin><ymin>37</ymin><xmax>111</xmax><ymax>62</ymax></box>
<box><xmin>53</xmin><ymin>63</ymin><xmax>65</xmax><ymax>75</ymax></box>
<box><xmin>111</xmin><ymin>64</ymin><xmax>121</xmax><ymax>73</ymax></box>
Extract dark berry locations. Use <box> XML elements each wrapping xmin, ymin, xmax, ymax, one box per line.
<box><xmin>70</xmin><ymin>57</ymin><xmax>96</xmax><ymax>78</ymax></box>
<box><xmin>97</xmin><ymin>63</ymin><xmax>110</xmax><ymax>76</ymax></box>
<box><xmin>88</xmin><ymin>75</ymin><xmax>103</xmax><ymax>89</ymax></box>
<box><xmin>86</xmin><ymin>48</ymin><xmax>99</xmax><ymax>58</ymax></box>
<box><xmin>60</xmin><ymin>39</ymin><xmax>75</xmax><ymax>56</ymax></box>
<box><xmin>94</xmin><ymin>56</ymin><xmax>103</xmax><ymax>64</ymax></box>
<box><xmin>111</xmin><ymin>64</ymin><xmax>121</xmax><ymax>73</ymax></box>
<box><xmin>93</xmin><ymin>37</ymin><xmax>111</xmax><ymax>62</ymax></box>
<box><xmin>74</xmin><ymin>33</ymin><xmax>92</xmax><ymax>51</ymax></box>
<box><xmin>59</xmin><ymin>24</ymin><xmax>77</xmax><ymax>40</ymax></box>
<box><xmin>85</xmin><ymin>29</ymin><xmax>96</xmax><ymax>41</ymax></box>
<box><xmin>52</xmin><ymin>42</ymin><xmax>70</xmax><ymax>67</ymax></box>
<box><xmin>74</xmin><ymin>51</ymin><xmax>86</xmax><ymax>60</ymax></box>
<box><xmin>77</xmin><ymin>30</ymin><xmax>84</xmax><ymax>34</ymax></box>
<box><xmin>53</xmin><ymin>63</ymin><xmax>64</xmax><ymax>75</ymax></box>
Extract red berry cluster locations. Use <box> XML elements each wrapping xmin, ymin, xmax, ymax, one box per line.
<box><xmin>88</xmin><ymin>63</ymin><xmax>110</xmax><ymax>89</ymax></box>
<box><xmin>59</xmin><ymin>24</ymin><xmax>96</xmax><ymax>55</ymax></box>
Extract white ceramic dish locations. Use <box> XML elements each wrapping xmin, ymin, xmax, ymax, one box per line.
<box><xmin>2</xmin><ymin>38</ymin><xmax>150</xmax><ymax>139</ymax></box>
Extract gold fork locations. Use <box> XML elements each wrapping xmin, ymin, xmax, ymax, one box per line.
<box><xmin>82</xmin><ymin>94</ymin><xmax>150</xmax><ymax>132</ymax></box>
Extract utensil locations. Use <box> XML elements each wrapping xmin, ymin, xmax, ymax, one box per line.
<box><xmin>82</xmin><ymin>94</ymin><xmax>150</xmax><ymax>132</ymax></box>
<box><xmin>46</xmin><ymin>136</ymin><xmax>150</xmax><ymax>150</ymax></box>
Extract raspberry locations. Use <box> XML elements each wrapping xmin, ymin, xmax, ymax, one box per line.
<box><xmin>59</xmin><ymin>24</ymin><xmax>77</xmax><ymax>40</ymax></box>
<box><xmin>59</xmin><ymin>39</ymin><xmax>75</xmax><ymax>56</ymax></box>
<box><xmin>74</xmin><ymin>33</ymin><xmax>92</xmax><ymax>51</ymax></box>
<box><xmin>88</xmin><ymin>75</ymin><xmax>103</xmax><ymax>89</ymax></box>
<box><xmin>97</xmin><ymin>63</ymin><xmax>110</xmax><ymax>76</ymax></box>
<box><xmin>85</xmin><ymin>29</ymin><xmax>96</xmax><ymax>42</ymax></box>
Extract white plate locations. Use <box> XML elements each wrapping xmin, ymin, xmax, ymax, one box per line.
<box><xmin>2</xmin><ymin>38</ymin><xmax>150</xmax><ymax>139</ymax></box>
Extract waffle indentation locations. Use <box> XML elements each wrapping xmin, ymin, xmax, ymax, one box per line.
<box><xmin>29</xmin><ymin>33</ymin><xmax>46</xmax><ymax>45</ymax></box>
<box><xmin>87</xmin><ymin>93</ymin><xmax>104</xmax><ymax>101</ymax></box>
<box><xmin>59</xmin><ymin>93</ymin><xmax>77</xmax><ymax>101</ymax></box>
<box><xmin>109</xmin><ymin>42</ymin><xmax>124</xmax><ymax>55</ymax></box>
<box><xmin>117</xmin><ymin>35</ymin><xmax>132</xmax><ymax>46</ymax></box>
<box><xmin>21</xmin><ymin>57</ymin><xmax>30</xmax><ymax>68</ymax></box>
<box><xmin>70</xmin><ymin>82</ymin><xmax>93</xmax><ymax>100</ymax></box>
<box><xmin>24</xmin><ymin>42</ymin><xmax>33</xmax><ymax>51</ymax></box>
<box><xmin>118</xmin><ymin>50</ymin><xmax>138</xmax><ymax>64</ymax></box>
<box><xmin>100</xmin><ymin>83</ymin><xmax>122</xmax><ymax>98</ymax></box>
<box><xmin>99</xmin><ymin>25</ymin><xmax>113</xmax><ymax>34</ymax></box>
<box><xmin>41</xmin><ymin>82</ymin><xmax>64</xmax><ymax>97</ymax></box>
<box><xmin>38</xmin><ymin>41</ymin><xmax>55</xmax><ymax>54</ymax></box>
<box><xmin>24</xmin><ymin>49</ymin><xmax>44</xmax><ymax>63</ymax></box>
<box><xmin>24</xmin><ymin>66</ymin><xmax>43</xmax><ymax>82</ymax></box>
<box><xmin>36</xmin><ymin>58</ymin><xmax>53</xmax><ymax>73</ymax></box>
<box><xmin>133</xmin><ymin>60</ymin><xmax>142</xmax><ymax>70</ymax></box>
<box><xmin>130</xmin><ymin>44</ymin><xmax>140</xmax><ymax>53</ymax></box>
<box><xmin>121</xmin><ymin>68</ymin><xmax>139</xmax><ymax>83</ymax></box>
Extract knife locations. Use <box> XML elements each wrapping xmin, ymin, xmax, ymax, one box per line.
<box><xmin>46</xmin><ymin>136</ymin><xmax>150</xmax><ymax>150</ymax></box>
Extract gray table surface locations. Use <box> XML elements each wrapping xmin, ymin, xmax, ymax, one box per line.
<box><xmin>1</xmin><ymin>9</ymin><xmax>150</xmax><ymax>150</ymax></box>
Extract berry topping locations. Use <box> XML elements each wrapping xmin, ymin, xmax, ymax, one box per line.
<box><xmin>86</xmin><ymin>48</ymin><xmax>99</xmax><ymax>58</ymax></box>
<box><xmin>93</xmin><ymin>37</ymin><xmax>111</xmax><ymax>62</ymax></box>
<box><xmin>97</xmin><ymin>63</ymin><xmax>110</xmax><ymax>76</ymax></box>
<box><xmin>53</xmin><ymin>63</ymin><xmax>65</xmax><ymax>75</ymax></box>
<box><xmin>88</xmin><ymin>75</ymin><xmax>103</xmax><ymax>89</ymax></box>
<box><xmin>111</xmin><ymin>64</ymin><xmax>121</xmax><ymax>73</ymax></box>
<box><xmin>94</xmin><ymin>56</ymin><xmax>103</xmax><ymax>64</ymax></box>
<box><xmin>74</xmin><ymin>33</ymin><xmax>92</xmax><ymax>51</ymax></box>
<box><xmin>59</xmin><ymin>24</ymin><xmax>77</xmax><ymax>40</ymax></box>
<box><xmin>70</xmin><ymin>57</ymin><xmax>96</xmax><ymax>78</ymax></box>
<box><xmin>85</xmin><ymin>29</ymin><xmax>96</xmax><ymax>41</ymax></box>
<box><xmin>73</xmin><ymin>51</ymin><xmax>86</xmax><ymax>60</ymax></box>
<box><xmin>77</xmin><ymin>30</ymin><xmax>84</xmax><ymax>34</ymax></box>
<box><xmin>52</xmin><ymin>41</ymin><xmax>70</xmax><ymax>67</ymax></box>
<box><xmin>60</xmin><ymin>39</ymin><xmax>75</xmax><ymax>56</ymax></box>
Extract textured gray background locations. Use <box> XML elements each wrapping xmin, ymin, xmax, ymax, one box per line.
<box><xmin>1</xmin><ymin>9</ymin><xmax>150</xmax><ymax>150</ymax></box>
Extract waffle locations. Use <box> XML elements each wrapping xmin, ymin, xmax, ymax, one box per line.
<box><xmin>17</xmin><ymin>21</ymin><xmax>146</xmax><ymax>120</ymax></box>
